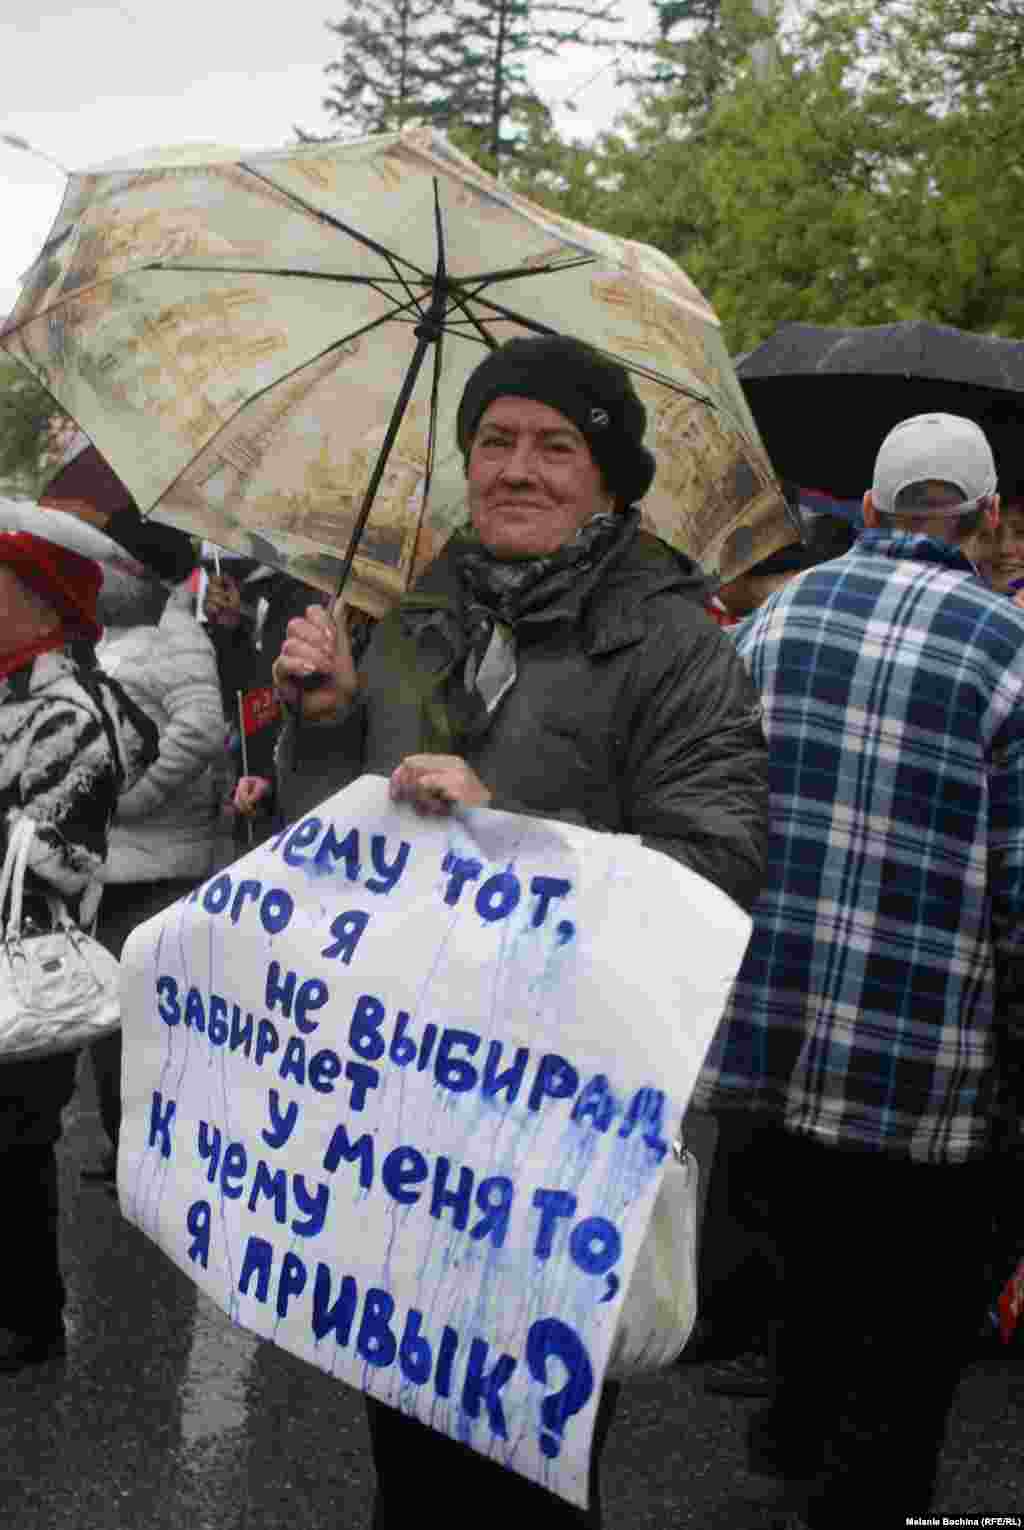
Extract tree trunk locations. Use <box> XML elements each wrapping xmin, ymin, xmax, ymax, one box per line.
<box><xmin>490</xmin><ymin>0</ymin><xmax>510</xmax><ymax>165</ymax></box>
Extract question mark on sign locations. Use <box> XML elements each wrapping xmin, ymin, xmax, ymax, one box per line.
<box><xmin>525</xmin><ymin>1317</ymin><xmax>595</xmax><ymax>1459</ymax></box>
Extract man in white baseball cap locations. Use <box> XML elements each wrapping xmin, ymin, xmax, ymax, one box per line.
<box><xmin>864</xmin><ymin>410</ymin><xmax>1000</xmax><ymax>536</ymax></box>
<box><xmin>694</xmin><ymin>413</ymin><xmax>1024</xmax><ymax>1528</ymax></box>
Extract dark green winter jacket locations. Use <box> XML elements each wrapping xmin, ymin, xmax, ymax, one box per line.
<box><xmin>278</xmin><ymin>517</ymin><xmax>768</xmax><ymax>912</ymax></box>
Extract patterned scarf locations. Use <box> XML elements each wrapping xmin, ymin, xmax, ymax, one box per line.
<box><xmin>384</xmin><ymin>510</ymin><xmax>634</xmax><ymax>752</ymax></box>
<box><xmin>458</xmin><ymin>512</ymin><xmax>625</xmax><ymax>711</ymax></box>
<box><xmin>0</xmin><ymin>628</ymin><xmax>75</xmax><ymax>683</ymax></box>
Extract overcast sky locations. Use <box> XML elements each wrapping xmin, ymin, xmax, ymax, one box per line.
<box><xmin>0</xmin><ymin>0</ymin><xmax>655</xmax><ymax>318</ymax></box>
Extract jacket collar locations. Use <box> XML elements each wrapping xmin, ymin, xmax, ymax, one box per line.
<box><xmin>854</xmin><ymin>529</ymin><xmax>980</xmax><ymax>577</ymax></box>
<box><xmin>403</xmin><ymin>511</ymin><xmax>707</xmax><ymax>659</ymax></box>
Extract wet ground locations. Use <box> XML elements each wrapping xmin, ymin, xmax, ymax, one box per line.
<box><xmin>1</xmin><ymin>1078</ymin><xmax>1020</xmax><ymax>1529</ymax></box>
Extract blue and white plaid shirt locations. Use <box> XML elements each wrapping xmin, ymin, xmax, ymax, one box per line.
<box><xmin>694</xmin><ymin>532</ymin><xmax>1024</xmax><ymax>1163</ymax></box>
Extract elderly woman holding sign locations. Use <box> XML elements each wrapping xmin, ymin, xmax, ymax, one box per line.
<box><xmin>272</xmin><ymin>335</ymin><xmax>768</xmax><ymax>1526</ymax></box>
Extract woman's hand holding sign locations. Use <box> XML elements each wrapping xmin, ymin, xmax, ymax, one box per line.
<box><xmin>273</xmin><ymin>603</ymin><xmax>358</xmax><ymax>722</ymax></box>
<box><xmin>389</xmin><ymin>754</ymin><xmax>493</xmax><ymax>816</ymax></box>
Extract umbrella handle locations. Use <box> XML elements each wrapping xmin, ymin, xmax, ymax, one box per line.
<box><xmin>300</xmin><ymin>182</ymin><xmax>446</xmax><ymax>697</ymax></box>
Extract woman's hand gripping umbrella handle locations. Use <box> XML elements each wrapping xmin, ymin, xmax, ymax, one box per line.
<box><xmin>273</xmin><ymin>600</ymin><xmax>359</xmax><ymax>724</ymax></box>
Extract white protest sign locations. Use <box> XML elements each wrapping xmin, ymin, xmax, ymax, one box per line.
<box><xmin>119</xmin><ymin>775</ymin><xmax>750</xmax><ymax>1508</ymax></box>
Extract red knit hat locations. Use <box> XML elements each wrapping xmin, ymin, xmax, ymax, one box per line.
<box><xmin>0</xmin><ymin>531</ymin><xmax>103</xmax><ymax>642</ymax></box>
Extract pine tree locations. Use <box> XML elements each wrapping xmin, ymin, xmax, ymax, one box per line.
<box><xmin>319</xmin><ymin>0</ymin><xmax>623</xmax><ymax>170</ymax></box>
<box><xmin>617</xmin><ymin>0</ymin><xmax>774</xmax><ymax>113</ymax></box>
<box><xmin>321</xmin><ymin>0</ymin><xmax>460</xmax><ymax>136</ymax></box>
<box><xmin>447</xmin><ymin>0</ymin><xmax>623</xmax><ymax>167</ymax></box>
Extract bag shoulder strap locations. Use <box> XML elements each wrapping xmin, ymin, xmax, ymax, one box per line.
<box><xmin>0</xmin><ymin>816</ymin><xmax>35</xmax><ymax>938</ymax></box>
<box><xmin>69</xmin><ymin>663</ymin><xmax>129</xmax><ymax>797</ymax></box>
<box><xmin>0</xmin><ymin>821</ymin><xmax>22</xmax><ymax>932</ymax></box>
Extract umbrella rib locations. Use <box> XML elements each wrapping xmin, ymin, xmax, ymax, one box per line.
<box><xmin>310</xmin><ymin>290</ymin><xmax>441</xmax><ymax>354</ymax></box>
<box><xmin>146</xmin><ymin>258</ymin><xmax>435</xmax><ymax>321</ymax></box>
<box><xmin>237</xmin><ymin>161</ymin><xmax>433</xmax><ymax>295</ymax></box>
<box><xmin>410</xmin><ymin>288</ymin><xmax>717</xmax><ymax>408</ymax></box>
<box><xmin>420</xmin><ymin>325</ymin><xmax>444</xmax><ymax>524</ymax></box>
<box><xmin>235</xmin><ymin>164</ymin><xmax>599</xmax><ymax>312</ymax></box>
<box><xmin>0</xmin><ymin>258</ymin><xmax>588</xmax><ymax>340</ymax></box>
<box><xmin>146</xmin><ymin>250</ymin><xmax>593</xmax><ymax>293</ymax></box>
<box><xmin>413</xmin><ymin>180</ymin><xmax>445</xmax><ymax>513</ymax></box>
<box><xmin>404</xmin><ymin>255</ymin><xmax>596</xmax><ymax>352</ymax></box>
<box><xmin>0</xmin><ymin>267</ymin><xmax>434</xmax><ymax>345</ymax></box>
<box><xmin>456</xmin><ymin>254</ymin><xmax>597</xmax><ymax>288</ymax></box>
<box><xmin>608</xmin><ymin>353</ymin><xmax>717</xmax><ymax>405</ymax></box>
<box><xmin>152</xmin><ymin>291</ymin><xmax>441</xmax><ymax>514</ymax></box>
<box><xmin>435</xmin><ymin>287</ymin><xmax>719</xmax><ymax>407</ymax></box>
<box><xmin>146</xmin><ymin>261</ymin><xmax>428</xmax><ymax>288</ymax></box>
<box><xmin>437</xmin><ymin>286</ymin><xmax>508</xmax><ymax>352</ymax></box>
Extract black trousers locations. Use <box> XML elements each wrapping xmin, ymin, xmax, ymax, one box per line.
<box><xmin>90</xmin><ymin>877</ymin><xmax>196</xmax><ymax>1149</ymax></box>
<box><xmin>697</xmin><ymin>1113</ymin><xmax>785</xmax><ymax>1357</ymax></box>
<box><xmin>365</xmin><ymin>1380</ymin><xmax>620</xmax><ymax>1529</ymax></box>
<box><xmin>0</xmin><ymin>1050</ymin><xmax>79</xmax><ymax>1335</ymax></box>
<box><xmin>720</xmin><ymin>1123</ymin><xmax>994</xmax><ymax>1528</ymax></box>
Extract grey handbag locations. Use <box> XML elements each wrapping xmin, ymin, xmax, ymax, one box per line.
<box><xmin>0</xmin><ymin>816</ymin><xmax>121</xmax><ymax>1062</ymax></box>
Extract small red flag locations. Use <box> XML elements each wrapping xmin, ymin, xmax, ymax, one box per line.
<box><xmin>240</xmin><ymin>685</ymin><xmax>280</xmax><ymax>737</ymax></box>
<box><xmin>997</xmin><ymin>1258</ymin><xmax>1024</xmax><ymax>1345</ymax></box>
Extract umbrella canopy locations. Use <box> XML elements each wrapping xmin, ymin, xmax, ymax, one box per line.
<box><xmin>1</xmin><ymin>128</ymin><xmax>787</xmax><ymax>611</ymax></box>
<box><xmin>737</xmin><ymin>320</ymin><xmax>1024</xmax><ymax>502</ymax></box>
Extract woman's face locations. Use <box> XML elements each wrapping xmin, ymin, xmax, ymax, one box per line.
<box><xmin>996</xmin><ymin>507</ymin><xmax>1024</xmax><ymax>592</ymax></box>
<box><xmin>0</xmin><ymin>567</ymin><xmax>61</xmax><ymax>653</ymax></box>
<box><xmin>466</xmin><ymin>397</ymin><xmax>614</xmax><ymax>560</ymax></box>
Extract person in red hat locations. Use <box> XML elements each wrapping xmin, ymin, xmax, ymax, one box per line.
<box><xmin>0</xmin><ymin>503</ymin><xmax>156</xmax><ymax>1374</ymax></box>
<box><xmin>36</xmin><ymin>444</ymin><xmax>227</xmax><ymax>1191</ymax></box>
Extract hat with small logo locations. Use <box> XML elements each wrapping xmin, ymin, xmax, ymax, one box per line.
<box><xmin>456</xmin><ymin>334</ymin><xmax>656</xmax><ymax>506</ymax></box>
<box><xmin>871</xmin><ymin>413</ymin><xmax>997</xmax><ymax>514</ymax></box>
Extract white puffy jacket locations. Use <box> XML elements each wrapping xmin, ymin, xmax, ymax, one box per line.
<box><xmin>98</xmin><ymin>593</ymin><xmax>225</xmax><ymax>884</ymax></box>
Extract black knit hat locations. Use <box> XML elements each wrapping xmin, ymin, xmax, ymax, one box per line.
<box><xmin>456</xmin><ymin>335</ymin><xmax>657</xmax><ymax>506</ymax></box>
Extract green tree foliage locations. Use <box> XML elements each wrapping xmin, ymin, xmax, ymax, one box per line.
<box><xmin>524</xmin><ymin>0</ymin><xmax>1024</xmax><ymax>351</ymax></box>
<box><xmin>0</xmin><ymin>357</ymin><xmax>66</xmax><ymax>498</ymax></box>
<box><xmin>802</xmin><ymin>0</ymin><xmax>1024</xmax><ymax>108</ymax></box>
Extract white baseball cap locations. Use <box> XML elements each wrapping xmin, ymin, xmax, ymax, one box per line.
<box><xmin>0</xmin><ymin>498</ymin><xmax>124</xmax><ymax>569</ymax></box>
<box><xmin>871</xmin><ymin>413</ymin><xmax>997</xmax><ymax>515</ymax></box>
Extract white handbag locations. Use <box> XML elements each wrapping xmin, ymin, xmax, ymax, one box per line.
<box><xmin>0</xmin><ymin>816</ymin><xmax>121</xmax><ymax>1063</ymax></box>
<box><xmin>606</xmin><ymin>1137</ymin><xmax>699</xmax><ymax>1379</ymax></box>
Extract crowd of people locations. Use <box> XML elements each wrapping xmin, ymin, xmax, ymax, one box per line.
<box><xmin>0</xmin><ymin>335</ymin><xmax>1021</xmax><ymax>1530</ymax></box>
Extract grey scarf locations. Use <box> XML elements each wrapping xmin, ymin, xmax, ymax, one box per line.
<box><xmin>457</xmin><ymin>511</ymin><xmax>625</xmax><ymax>712</ymax></box>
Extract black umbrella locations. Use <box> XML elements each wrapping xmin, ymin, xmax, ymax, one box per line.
<box><xmin>736</xmin><ymin>321</ymin><xmax>1024</xmax><ymax>500</ymax></box>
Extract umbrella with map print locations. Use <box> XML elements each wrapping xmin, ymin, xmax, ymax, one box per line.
<box><xmin>2</xmin><ymin>128</ymin><xmax>788</xmax><ymax>615</ymax></box>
